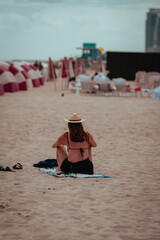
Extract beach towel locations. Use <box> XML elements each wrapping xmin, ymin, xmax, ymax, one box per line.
<box><xmin>39</xmin><ymin>167</ymin><xmax>112</xmax><ymax>178</ymax></box>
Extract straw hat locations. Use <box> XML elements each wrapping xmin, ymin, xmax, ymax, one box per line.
<box><xmin>64</xmin><ymin>112</ymin><xmax>85</xmax><ymax>123</ymax></box>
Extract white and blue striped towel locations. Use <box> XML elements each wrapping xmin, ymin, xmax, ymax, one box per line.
<box><xmin>40</xmin><ymin>167</ymin><xmax>112</xmax><ymax>178</ymax></box>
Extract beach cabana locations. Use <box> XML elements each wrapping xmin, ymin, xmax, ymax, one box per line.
<box><xmin>12</xmin><ymin>62</ymin><xmax>33</xmax><ymax>89</ymax></box>
<box><xmin>0</xmin><ymin>65</ymin><xmax>19</xmax><ymax>92</ymax></box>
<box><xmin>30</xmin><ymin>64</ymin><xmax>44</xmax><ymax>85</ymax></box>
<box><xmin>0</xmin><ymin>62</ymin><xmax>9</xmax><ymax>95</ymax></box>
<box><xmin>0</xmin><ymin>61</ymin><xmax>10</xmax><ymax>69</ymax></box>
<box><xmin>8</xmin><ymin>64</ymin><xmax>28</xmax><ymax>90</ymax></box>
<box><xmin>21</xmin><ymin>70</ymin><xmax>33</xmax><ymax>89</ymax></box>
<box><xmin>21</xmin><ymin>64</ymin><xmax>40</xmax><ymax>87</ymax></box>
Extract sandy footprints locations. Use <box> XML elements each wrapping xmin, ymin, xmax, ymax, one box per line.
<box><xmin>0</xmin><ymin>202</ymin><xmax>9</xmax><ymax>211</ymax></box>
<box><xmin>0</xmin><ymin>201</ymin><xmax>31</xmax><ymax>219</ymax></box>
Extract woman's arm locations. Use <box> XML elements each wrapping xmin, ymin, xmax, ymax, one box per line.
<box><xmin>52</xmin><ymin>133</ymin><xmax>66</xmax><ymax>148</ymax></box>
<box><xmin>88</xmin><ymin>132</ymin><xmax>97</xmax><ymax>147</ymax></box>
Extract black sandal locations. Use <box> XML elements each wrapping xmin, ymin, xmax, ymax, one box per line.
<box><xmin>2</xmin><ymin>166</ymin><xmax>15</xmax><ymax>172</ymax></box>
<box><xmin>13</xmin><ymin>163</ymin><xmax>23</xmax><ymax>169</ymax></box>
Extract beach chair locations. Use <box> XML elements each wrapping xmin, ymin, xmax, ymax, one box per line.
<box><xmin>113</xmin><ymin>78</ymin><xmax>137</xmax><ymax>97</ymax></box>
<box><xmin>135</xmin><ymin>71</ymin><xmax>147</xmax><ymax>88</ymax></box>
<box><xmin>98</xmin><ymin>83</ymin><xmax>110</xmax><ymax>92</ymax></box>
<box><xmin>145</xmin><ymin>72</ymin><xmax>160</xmax><ymax>89</ymax></box>
<box><xmin>113</xmin><ymin>78</ymin><xmax>128</xmax><ymax>96</ymax></box>
<box><xmin>138</xmin><ymin>72</ymin><xmax>160</xmax><ymax>97</ymax></box>
<box><xmin>154</xmin><ymin>76</ymin><xmax>160</xmax><ymax>88</ymax></box>
<box><xmin>80</xmin><ymin>81</ymin><xmax>95</xmax><ymax>94</ymax></box>
<box><xmin>97</xmin><ymin>83</ymin><xmax>112</xmax><ymax>96</ymax></box>
<box><xmin>115</xmin><ymin>84</ymin><xmax>127</xmax><ymax>92</ymax></box>
<box><xmin>116</xmin><ymin>84</ymin><xmax>133</xmax><ymax>96</ymax></box>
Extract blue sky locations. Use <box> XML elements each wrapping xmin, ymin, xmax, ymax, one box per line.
<box><xmin>0</xmin><ymin>0</ymin><xmax>160</xmax><ymax>61</ymax></box>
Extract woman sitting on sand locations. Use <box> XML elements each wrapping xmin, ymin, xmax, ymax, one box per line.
<box><xmin>52</xmin><ymin>113</ymin><xmax>97</xmax><ymax>174</ymax></box>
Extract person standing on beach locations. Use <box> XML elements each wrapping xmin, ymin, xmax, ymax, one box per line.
<box><xmin>52</xmin><ymin>113</ymin><xmax>97</xmax><ymax>174</ymax></box>
<box><xmin>38</xmin><ymin>61</ymin><xmax>43</xmax><ymax>71</ymax></box>
<box><xmin>33</xmin><ymin>61</ymin><xmax>38</xmax><ymax>68</ymax></box>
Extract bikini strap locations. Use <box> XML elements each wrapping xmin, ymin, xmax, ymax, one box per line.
<box><xmin>66</xmin><ymin>132</ymin><xmax>90</xmax><ymax>159</ymax></box>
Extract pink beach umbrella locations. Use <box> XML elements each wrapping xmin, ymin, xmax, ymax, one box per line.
<box><xmin>99</xmin><ymin>55</ymin><xmax>103</xmax><ymax>72</ymax></box>
<box><xmin>68</xmin><ymin>58</ymin><xmax>75</xmax><ymax>78</ymax></box>
<box><xmin>65</xmin><ymin>57</ymin><xmax>70</xmax><ymax>78</ymax></box>
<box><xmin>80</xmin><ymin>59</ymin><xmax>86</xmax><ymax>74</ymax></box>
<box><xmin>48</xmin><ymin>57</ymin><xmax>57</xmax><ymax>80</ymax></box>
<box><xmin>99</xmin><ymin>55</ymin><xmax>106</xmax><ymax>75</ymax></box>
<box><xmin>61</xmin><ymin>57</ymin><xmax>70</xmax><ymax>78</ymax></box>
<box><xmin>48</xmin><ymin>57</ymin><xmax>57</xmax><ymax>90</ymax></box>
<box><xmin>74</xmin><ymin>58</ymin><xmax>80</xmax><ymax>77</ymax></box>
<box><xmin>61</xmin><ymin>57</ymin><xmax>71</xmax><ymax>90</ymax></box>
<box><xmin>61</xmin><ymin>59</ymin><xmax>67</xmax><ymax>78</ymax></box>
<box><xmin>0</xmin><ymin>65</ymin><xmax>19</xmax><ymax>93</ymax></box>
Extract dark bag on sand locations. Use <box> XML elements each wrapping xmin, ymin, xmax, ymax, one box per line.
<box><xmin>33</xmin><ymin>159</ymin><xmax>58</xmax><ymax>168</ymax></box>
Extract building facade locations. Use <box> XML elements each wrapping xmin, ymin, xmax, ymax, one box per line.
<box><xmin>146</xmin><ymin>8</ymin><xmax>160</xmax><ymax>52</ymax></box>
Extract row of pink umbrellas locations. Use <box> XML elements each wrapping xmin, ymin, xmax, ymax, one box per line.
<box><xmin>48</xmin><ymin>57</ymin><xmax>86</xmax><ymax>81</ymax></box>
<box><xmin>48</xmin><ymin>55</ymin><xmax>105</xmax><ymax>90</ymax></box>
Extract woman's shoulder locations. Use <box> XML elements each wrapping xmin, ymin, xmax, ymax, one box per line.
<box><xmin>63</xmin><ymin>132</ymin><xmax>68</xmax><ymax>138</ymax></box>
<box><xmin>85</xmin><ymin>131</ymin><xmax>92</xmax><ymax>136</ymax></box>
<box><xmin>85</xmin><ymin>131</ymin><xmax>96</xmax><ymax>141</ymax></box>
<box><xmin>84</xmin><ymin>131</ymin><xmax>93</xmax><ymax>141</ymax></box>
<box><xmin>57</xmin><ymin>132</ymin><xmax>68</xmax><ymax>140</ymax></box>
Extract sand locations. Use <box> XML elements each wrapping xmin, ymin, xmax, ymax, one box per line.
<box><xmin>0</xmin><ymin>81</ymin><xmax>160</xmax><ymax>240</ymax></box>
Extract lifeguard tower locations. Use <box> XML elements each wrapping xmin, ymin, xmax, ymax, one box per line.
<box><xmin>77</xmin><ymin>43</ymin><xmax>99</xmax><ymax>60</ymax></box>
